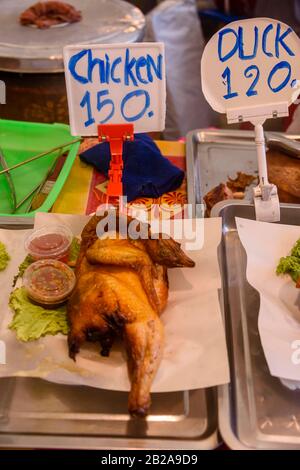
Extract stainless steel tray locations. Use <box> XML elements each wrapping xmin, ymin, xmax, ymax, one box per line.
<box><xmin>186</xmin><ymin>129</ymin><xmax>300</xmax><ymax>216</ymax></box>
<box><xmin>0</xmin><ymin>217</ymin><xmax>218</xmax><ymax>450</ymax></box>
<box><xmin>215</xmin><ymin>201</ymin><xmax>300</xmax><ymax>450</ymax></box>
<box><xmin>0</xmin><ymin>0</ymin><xmax>145</xmax><ymax>73</ymax></box>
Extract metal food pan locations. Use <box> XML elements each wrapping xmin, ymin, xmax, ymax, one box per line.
<box><xmin>214</xmin><ymin>201</ymin><xmax>300</xmax><ymax>450</ymax></box>
<box><xmin>186</xmin><ymin>129</ymin><xmax>300</xmax><ymax>216</ymax></box>
<box><xmin>0</xmin><ymin>217</ymin><xmax>218</xmax><ymax>450</ymax></box>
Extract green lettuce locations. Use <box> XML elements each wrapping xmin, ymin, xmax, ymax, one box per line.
<box><xmin>13</xmin><ymin>254</ymin><xmax>34</xmax><ymax>287</ymax></box>
<box><xmin>276</xmin><ymin>238</ymin><xmax>300</xmax><ymax>284</ymax></box>
<box><xmin>9</xmin><ymin>287</ymin><xmax>69</xmax><ymax>342</ymax></box>
<box><xmin>0</xmin><ymin>241</ymin><xmax>10</xmax><ymax>271</ymax></box>
<box><xmin>68</xmin><ymin>237</ymin><xmax>81</xmax><ymax>266</ymax></box>
<box><xmin>291</xmin><ymin>239</ymin><xmax>300</xmax><ymax>259</ymax></box>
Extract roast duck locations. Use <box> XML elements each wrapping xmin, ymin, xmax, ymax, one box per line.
<box><xmin>204</xmin><ymin>150</ymin><xmax>300</xmax><ymax>216</ymax></box>
<box><xmin>67</xmin><ymin>212</ymin><xmax>195</xmax><ymax>416</ymax></box>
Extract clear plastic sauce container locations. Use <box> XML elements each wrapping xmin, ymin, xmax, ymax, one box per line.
<box><xmin>23</xmin><ymin>259</ymin><xmax>76</xmax><ymax>306</ymax></box>
<box><xmin>24</xmin><ymin>225</ymin><xmax>73</xmax><ymax>261</ymax></box>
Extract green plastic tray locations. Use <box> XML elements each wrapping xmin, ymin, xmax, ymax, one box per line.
<box><xmin>0</xmin><ymin>119</ymin><xmax>80</xmax><ymax>217</ymax></box>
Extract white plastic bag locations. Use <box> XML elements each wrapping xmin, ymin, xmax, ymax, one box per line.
<box><xmin>145</xmin><ymin>0</ymin><xmax>218</xmax><ymax>139</ymax></box>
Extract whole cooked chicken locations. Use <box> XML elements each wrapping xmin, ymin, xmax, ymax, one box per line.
<box><xmin>67</xmin><ymin>212</ymin><xmax>195</xmax><ymax>416</ymax></box>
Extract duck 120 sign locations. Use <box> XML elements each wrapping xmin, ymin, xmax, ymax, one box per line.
<box><xmin>201</xmin><ymin>18</ymin><xmax>300</xmax><ymax>115</ymax></box>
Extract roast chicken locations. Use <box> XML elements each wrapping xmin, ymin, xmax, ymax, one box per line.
<box><xmin>67</xmin><ymin>212</ymin><xmax>195</xmax><ymax>416</ymax></box>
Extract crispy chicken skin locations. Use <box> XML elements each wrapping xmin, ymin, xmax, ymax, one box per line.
<box><xmin>67</xmin><ymin>212</ymin><xmax>195</xmax><ymax>416</ymax></box>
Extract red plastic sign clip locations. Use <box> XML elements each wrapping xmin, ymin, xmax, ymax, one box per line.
<box><xmin>98</xmin><ymin>123</ymin><xmax>134</xmax><ymax>199</ymax></box>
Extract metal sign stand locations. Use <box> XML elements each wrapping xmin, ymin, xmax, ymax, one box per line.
<box><xmin>227</xmin><ymin>104</ymin><xmax>287</xmax><ymax>222</ymax></box>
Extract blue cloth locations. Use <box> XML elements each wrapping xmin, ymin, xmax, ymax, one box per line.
<box><xmin>79</xmin><ymin>133</ymin><xmax>184</xmax><ymax>202</ymax></box>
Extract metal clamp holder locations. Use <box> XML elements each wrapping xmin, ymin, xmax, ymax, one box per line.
<box><xmin>98</xmin><ymin>124</ymin><xmax>134</xmax><ymax>199</ymax></box>
<box><xmin>226</xmin><ymin>103</ymin><xmax>286</xmax><ymax>222</ymax></box>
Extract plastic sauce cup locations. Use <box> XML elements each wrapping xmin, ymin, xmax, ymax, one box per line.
<box><xmin>23</xmin><ymin>259</ymin><xmax>76</xmax><ymax>306</ymax></box>
<box><xmin>24</xmin><ymin>225</ymin><xmax>73</xmax><ymax>261</ymax></box>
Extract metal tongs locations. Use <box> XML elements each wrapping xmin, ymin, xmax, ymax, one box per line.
<box><xmin>266</xmin><ymin>132</ymin><xmax>300</xmax><ymax>159</ymax></box>
<box><xmin>0</xmin><ymin>138</ymin><xmax>81</xmax><ymax>214</ymax></box>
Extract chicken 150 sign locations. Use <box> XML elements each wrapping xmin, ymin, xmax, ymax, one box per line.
<box><xmin>201</xmin><ymin>18</ymin><xmax>300</xmax><ymax>116</ymax></box>
<box><xmin>64</xmin><ymin>43</ymin><xmax>166</xmax><ymax>136</ymax></box>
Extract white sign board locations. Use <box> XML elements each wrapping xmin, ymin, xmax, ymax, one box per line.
<box><xmin>201</xmin><ymin>18</ymin><xmax>300</xmax><ymax>122</ymax></box>
<box><xmin>64</xmin><ymin>43</ymin><xmax>166</xmax><ymax>136</ymax></box>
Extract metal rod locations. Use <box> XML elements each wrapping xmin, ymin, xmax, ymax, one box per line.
<box><xmin>255</xmin><ymin>123</ymin><xmax>269</xmax><ymax>186</ymax></box>
<box><xmin>0</xmin><ymin>138</ymin><xmax>81</xmax><ymax>176</ymax></box>
<box><xmin>14</xmin><ymin>147</ymin><xmax>65</xmax><ymax>213</ymax></box>
<box><xmin>14</xmin><ymin>182</ymin><xmax>42</xmax><ymax>211</ymax></box>
<box><xmin>26</xmin><ymin>149</ymin><xmax>64</xmax><ymax>213</ymax></box>
<box><xmin>0</xmin><ymin>146</ymin><xmax>17</xmax><ymax>211</ymax></box>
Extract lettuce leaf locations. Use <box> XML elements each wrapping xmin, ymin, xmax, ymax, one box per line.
<box><xmin>0</xmin><ymin>241</ymin><xmax>10</xmax><ymax>271</ymax></box>
<box><xmin>9</xmin><ymin>287</ymin><xmax>69</xmax><ymax>342</ymax></box>
<box><xmin>68</xmin><ymin>237</ymin><xmax>81</xmax><ymax>266</ymax></box>
<box><xmin>276</xmin><ymin>238</ymin><xmax>300</xmax><ymax>284</ymax></box>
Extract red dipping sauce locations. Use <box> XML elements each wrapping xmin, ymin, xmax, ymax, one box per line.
<box><xmin>24</xmin><ymin>225</ymin><xmax>73</xmax><ymax>261</ymax></box>
<box><xmin>23</xmin><ymin>259</ymin><xmax>76</xmax><ymax>306</ymax></box>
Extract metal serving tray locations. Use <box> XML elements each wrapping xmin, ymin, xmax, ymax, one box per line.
<box><xmin>0</xmin><ymin>218</ymin><xmax>218</xmax><ymax>450</ymax></box>
<box><xmin>186</xmin><ymin>129</ymin><xmax>300</xmax><ymax>215</ymax></box>
<box><xmin>214</xmin><ymin>201</ymin><xmax>300</xmax><ymax>450</ymax></box>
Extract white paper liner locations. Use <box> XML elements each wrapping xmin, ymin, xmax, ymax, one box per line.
<box><xmin>0</xmin><ymin>213</ymin><xmax>229</xmax><ymax>392</ymax></box>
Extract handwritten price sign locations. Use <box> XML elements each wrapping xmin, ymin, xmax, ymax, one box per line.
<box><xmin>64</xmin><ymin>43</ymin><xmax>166</xmax><ymax>136</ymax></box>
<box><xmin>201</xmin><ymin>18</ymin><xmax>300</xmax><ymax>119</ymax></box>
